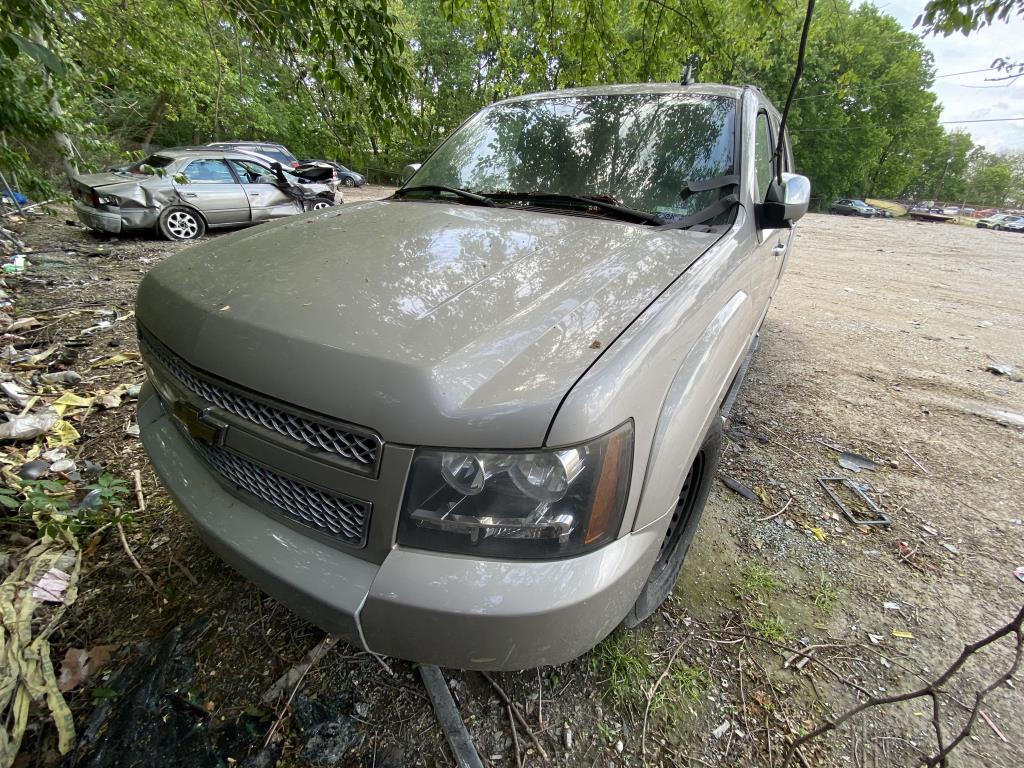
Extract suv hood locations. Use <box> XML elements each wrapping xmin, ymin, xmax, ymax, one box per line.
<box><xmin>137</xmin><ymin>200</ymin><xmax>720</xmax><ymax>447</ymax></box>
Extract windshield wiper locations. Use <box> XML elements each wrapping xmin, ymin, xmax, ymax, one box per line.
<box><xmin>393</xmin><ymin>185</ymin><xmax>496</xmax><ymax>207</ymax></box>
<box><xmin>483</xmin><ymin>191</ymin><xmax>662</xmax><ymax>225</ymax></box>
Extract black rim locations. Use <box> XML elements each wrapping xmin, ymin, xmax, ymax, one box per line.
<box><xmin>652</xmin><ymin>451</ymin><xmax>706</xmax><ymax>573</ymax></box>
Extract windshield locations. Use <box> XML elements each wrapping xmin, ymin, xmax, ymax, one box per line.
<box><xmin>410</xmin><ymin>92</ymin><xmax>736</xmax><ymax>222</ymax></box>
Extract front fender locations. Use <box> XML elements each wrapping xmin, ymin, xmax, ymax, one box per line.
<box><xmin>632</xmin><ymin>290</ymin><xmax>754</xmax><ymax>531</ymax></box>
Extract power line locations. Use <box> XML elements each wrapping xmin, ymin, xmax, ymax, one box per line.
<box><xmin>793</xmin><ymin>66</ymin><xmax>999</xmax><ymax>101</ymax></box>
<box><xmin>790</xmin><ymin>116</ymin><xmax>1024</xmax><ymax>133</ymax></box>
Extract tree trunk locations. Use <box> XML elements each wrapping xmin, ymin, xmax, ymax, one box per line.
<box><xmin>142</xmin><ymin>95</ymin><xmax>167</xmax><ymax>151</ymax></box>
<box><xmin>33</xmin><ymin>30</ymin><xmax>77</xmax><ymax>179</ymax></box>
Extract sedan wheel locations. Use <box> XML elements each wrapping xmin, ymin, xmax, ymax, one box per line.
<box><xmin>343</xmin><ymin>176</ymin><xmax>356</xmax><ymax>187</ymax></box>
<box><xmin>310</xmin><ymin>199</ymin><xmax>333</xmax><ymax>210</ymax></box>
<box><xmin>158</xmin><ymin>206</ymin><xmax>206</xmax><ymax>241</ymax></box>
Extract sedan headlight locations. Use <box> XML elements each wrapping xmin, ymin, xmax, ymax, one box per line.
<box><xmin>398</xmin><ymin>422</ymin><xmax>633</xmax><ymax>559</ymax></box>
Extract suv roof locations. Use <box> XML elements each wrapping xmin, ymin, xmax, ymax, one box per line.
<box><xmin>500</xmin><ymin>83</ymin><xmax>749</xmax><ymax>104</ymax></box>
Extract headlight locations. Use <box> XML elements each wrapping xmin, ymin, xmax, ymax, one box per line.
<box><xmin>397</xmin><ymin>422</ymin><xmax>633</xmax><ymax>559</ymax></box>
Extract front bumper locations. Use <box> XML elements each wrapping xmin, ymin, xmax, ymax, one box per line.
<box><xmin>139</xmin><ymin>387</ymin><xmax>658</xmax><ymax>669</ymax></box>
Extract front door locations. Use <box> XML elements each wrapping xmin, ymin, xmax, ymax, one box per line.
<box><xmin>228</xmin><ymin>159</ymin><xmax>304</xmax><ymax>223</ymax></box>
<box><xmin>176</xmin><ymin>158</ymin><xmax>249</xmax><ymax>225</ymax></box>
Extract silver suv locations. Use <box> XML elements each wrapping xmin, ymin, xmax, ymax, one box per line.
<box><xmin>136</xmin><ymin>83</ymin><xmax>809</xmax><ymax>669</ymax></box>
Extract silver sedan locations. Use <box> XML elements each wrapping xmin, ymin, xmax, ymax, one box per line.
<box><xmin>72</xmin><ymin>147</ymin><xmax>340</xmax><ymax>240</ymax></box>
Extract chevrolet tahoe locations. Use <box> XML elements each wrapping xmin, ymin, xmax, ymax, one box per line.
<box><xmin>136</xmin><ymin>83</ymin><xmax>810</xmax><ymax>670</ymax></box>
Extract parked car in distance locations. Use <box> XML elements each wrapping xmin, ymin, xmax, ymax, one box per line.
<box><xmin>976</xmin><ymin>213</ymin><xmax>1024</xmax><ymax>231</ymax></box>
<box><xmin>207</xmin><ymin>141</ymin><xmax>299</xmax><ymax>168</ymax></box>
<box><xmin>294</xmin><ymin>160</ymin><xmax>367</xmax><ymax>187</ymax></box>
<box><xmin>72</xmin><ymin>147</ymin><xmax>337</xmax><ymax>240</ymax></box>
<box><xmin>136</xmin><ymin>83</ymin><xmax>810</xmax><ymax>669</ymax></box>
<box><xmin>830</xmin><ymin>198</ymin><xmax>877</xmax><ymax>217</ymax></box>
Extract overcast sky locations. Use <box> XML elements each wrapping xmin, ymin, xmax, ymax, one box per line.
<box><xmin>862</xmin><ymin>1</ymin><xmax>1024</xmax><ymax>152</ymax></box>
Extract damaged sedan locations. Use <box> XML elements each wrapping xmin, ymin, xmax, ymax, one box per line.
<box><xmin>72</xmin><ymin>147</ymin><xmax>339</xmax><ymax>240</ymax></box>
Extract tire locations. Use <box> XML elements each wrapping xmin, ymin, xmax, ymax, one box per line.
<box><xmin>310</xmin><ymin>197</ymin><xmax>334</xmax><ymax>210</ymax></box>
<box><xmin>829</xmin><ymin>208</ymin><xmax>839</xmax><ymax>215</ymax></box>
<box><xmin>993</xmin><ymin>225</ymin><xmax>1002</xmax><ymax>231</ymax></box>
<box><xmin>342</xmin><ymin>176</ymin><xmax>356</xmax><ymax>187</ymax></box>
<box><xmin>158</xmin><ymin>206</ymin><xmax>205</xmax><ymax>241</ymax></box>
<box><xmin>623</xmin><ymin>422</ymin><xmax>723</xmax><ymax>627</ymax></box>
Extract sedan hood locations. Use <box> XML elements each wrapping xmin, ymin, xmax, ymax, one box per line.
<box><xmin>137</xmin><ymin>201</ymin><xmax>719</xmax><ymax>447</ymax></box>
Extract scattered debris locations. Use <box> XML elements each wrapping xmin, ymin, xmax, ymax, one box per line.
<box><xmin>985</xmin><ymin>363</ymin><xmax>1013</xmax><ymax>376</ymax></box>
<box><xmin>1014</xmin><ymin>566</ymin><xmax>1024</xmax><ymax>584</ymax></box>
<box><xmin>720</xmin><ymin>474</ymin><xmax>758</xmax><ymax>501</ymax></box>
<box><xmin>942</xmin><ymin>543</ymin><xmax>960</xmax><ymax>555</ymax></box>
<box><xmin>891</xmin><ymin>630</ymin><xmax>914</xmax><ymax>640</ymax></box>
<box><xmin>421</xmin><ymin>665</ymin><xmax>484</xmax><ymax>768</ymax></box>
<box><xmin>40</xmin><ymin>370</ymin><xmax>83</xmax><ymax>386</ymax></box>
<box><xmin>33</xmin><ymin>567</ymin><xmax>73</xmax><ymax>603</ymax></box>
<box><xmin>818</xmin><ymin>476</ymin><xmax>891</xmax><ymax>526</ymax></box>
<box><xmin>0</xmin><ymin>407</ymin><xmax>59</xmax><ymax>441</ymax></box>
<box><xmin>712</xmin><ymin>720</ymin><xmax>731</xmax><ymax>739</ymax></box>
<box><xmin>57</xmin><ymin>644</ymin><xmax>118</xmax><ymax>692</ymax></box>
<box><xmin>837</xmin><ymin>450</ymin><xmax>878</xmax><ymax>472</ymax></box>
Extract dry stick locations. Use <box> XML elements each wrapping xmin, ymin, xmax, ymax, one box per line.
<box><xmin>901</xmin><ymin>446</ymin><xmax>930</xmax><ymax>475</ymax></box>
<box><xmin>507</xmin><ymin>703</ymin><xmax>524</xmax><ymax>768</ymax></box>
<box><xmin>536</xmin><ymin>668</ymin><xmax>543</xmax><ymax>731</ymax></box>
<box><xmin>757</xmin><ymin>496</ymin><xmax>793</xmax><ymax>523</ymax></box>
<box><xmin>780</xmin><ymin>604</ymin><xmax>1024</xmax><ymax>768</ymax></box>
<box><xmin>641</xmin><ymin>640</ymin><xmax>687</xmax><ymax>754</ymax></box>
<box><xmin>978</xmin><ymin>709</ymin><xmax>1008</xmax><ymax>743</ymax></box>
<box><xmin>263</xmin><ymin>636</ymin><xmax>338</xmax><ymax>748</ymax></box>
<box><xmin>132</xmin><ymin>469</ymin><xmax>146</xmax><ymax>512</ymax></box>
<box><xmin>480</xmin><ymin>672</ymin><xmax>549</xmax><ymax>761</ymax></box>
<box><xmin>117</xmin><ymin>521</ymin><xmax>164</xmax><ymax>601</ymax></box>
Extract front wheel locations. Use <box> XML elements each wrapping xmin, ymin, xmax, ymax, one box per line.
<box><xmin>158</xmin><ymin>206</ymin><xmax>205</xmax><ymax>241</ymax></box>
<box><xmin>993</xmin><ymin>225</ymin><xmax>1002</xmax><ymax>231</ymax></box>
<box><xmin>623</xmin><ymin>423</ymin><xmax>723</xmax><ymax>627</ymax></box>
<box><xmin>342</xmin><ymin>176</ymin><xmax>356</xmax><ymax>187</ymax></box>
<box><xmin>310</xmin><ymin>197</ymin><xmax>334</xmax><ymax>210</ymax></box>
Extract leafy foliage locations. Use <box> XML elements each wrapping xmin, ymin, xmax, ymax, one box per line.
<box><xmin>1</xmin><ymin>0</ymin><xmax>1022</xmax><ymax>206</ymax></box>
<box><xmin>2</xmin><ymin>473</ymin><xmax>131</xmax><ymax>539</ymax></box>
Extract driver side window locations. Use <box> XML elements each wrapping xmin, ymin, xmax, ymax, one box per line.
<box><xmin>753</xmin><ymin>112</ymin><xmax>774</xmax><ymax>203</ymax></box>
<box><xmin>229</xmin><ymin>160</ymin><xmax>277</xmax><ymax>185</ymax></box>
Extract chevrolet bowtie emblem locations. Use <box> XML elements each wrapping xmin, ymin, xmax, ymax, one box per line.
<box><xmin>172</xmin><ymin>401</ymin><xmax>227</xmax><ymax>446</ymax></box>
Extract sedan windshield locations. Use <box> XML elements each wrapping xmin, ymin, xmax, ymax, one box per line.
<box><xmin>410</xmin><ymin>92</ymin><xmax>736</xmax><ymax>222</ymax></box>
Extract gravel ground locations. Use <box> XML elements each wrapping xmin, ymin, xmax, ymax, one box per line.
<box><xmin>1</xmin><ymin>205</ymin><xmax>1021</xmax><ymax>768</ymax></box>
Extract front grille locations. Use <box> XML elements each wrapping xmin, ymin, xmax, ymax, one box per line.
<box><xmin>187</xmin><ymin>434</ymin><xmax>370</xmax><ymax>546</ymax></box>
<box><xmin>139</xmin><ymin>331</ymin><xmax>380</xmax><ymax>469</ymax></box>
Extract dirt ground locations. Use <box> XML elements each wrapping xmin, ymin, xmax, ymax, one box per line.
<box><xmin>1</xmin><ymin>198</ymin><xmax>1022</xmax><ymax>768</ymax></box>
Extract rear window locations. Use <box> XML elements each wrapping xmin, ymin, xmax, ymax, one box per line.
<box><xmin>259</xmin><ymin>146</ymin><xmax>297</xmax><ymax>164</ymax></box>
<box><xmin>126</xmin><ymin>154</ymin><xmax>175</xmax><ymax>174</ymax></box>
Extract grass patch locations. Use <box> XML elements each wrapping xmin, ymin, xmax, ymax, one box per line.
<box><xmin>591</xmin><ymin>630</ymin><xmax>652</xmax><ymax>709</ymax></box>
<box><xmin>746</xmin><ymin>613</ymin><xmax>788</xmax><ymax>643</ymax></box>
<box><xmin>813</xmin><ymin>573</ymin><xmax>838</xmax><ymax>614</ymax></box>
<box><xmin>739</xmin><ymin>564</ymin><xmax>782</xmax><ymax>600</ymax></box>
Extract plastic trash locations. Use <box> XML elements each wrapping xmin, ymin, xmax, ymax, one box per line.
<box><xmin>0</xmin><ymin>408</ymin><xmax>59</xmax><ymax>440</ymax></box>
<box><xmin>40</xmin><ymin>370</ymin><xmax>83</xmax><ymax>386</ymax></box>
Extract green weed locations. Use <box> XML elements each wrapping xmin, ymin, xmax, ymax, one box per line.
<box><xmin>739</xmin><ymin>564</ymin><xmax>782</xmax><ymax>600</ymax></box>
<box><xmin>813</xmin><ymin>573</ymin><xmax>838</xmax><ymax>614</ymax></box>
<box><xmin>746</xmin><ymin>613</ymin><xmax>788</xmax><ymax>643</ymax></box>
<box><xmin>591</xmin><ymin>631</ymin><xmax>652</xmax><ymax>709</ymax></box>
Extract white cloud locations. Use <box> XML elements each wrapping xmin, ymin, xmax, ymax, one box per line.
<box><xmin>860</xmin><ymin>1</ymin><xmax>1024</xmax><ymax>152</ymax></box>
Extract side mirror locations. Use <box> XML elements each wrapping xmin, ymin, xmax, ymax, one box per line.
<box><xmin>759</xmin><ymin>172</ymin><xmax>811</xmax><ymax>229</ymax></box>
<box><xmin>402</xmin><ymin>163</ymin><xmax>421</xmax><ymax>184</ymax></box>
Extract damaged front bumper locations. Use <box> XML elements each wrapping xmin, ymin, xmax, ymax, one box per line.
<box><xmin>138</xmin><ymin>384</ymin><xmax>658</xmax><ymax>669</ymax></box>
